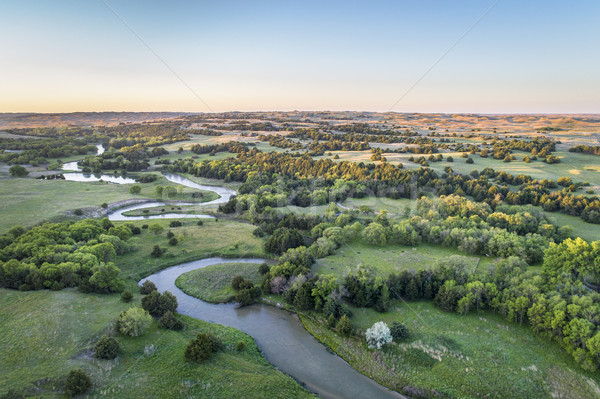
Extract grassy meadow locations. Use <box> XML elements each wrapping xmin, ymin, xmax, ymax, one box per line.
<box><xmin>176</xmin><ymin>262</ymin><xmax>264</xmax><ymax>303</ymax></box>
<box><xmin>314</xmin><ymin>242</ymin><xmax>495</xmax><ymax>280</ymax></box>
<box><xmin>0</xmin><ymin>289</ymin><xmax>313</xmax><ymax>398</ymax></box>
<box><xmin>300</xmin><ymin>301</ymin><xmax>600</xmax><ymax>399</ymax></box>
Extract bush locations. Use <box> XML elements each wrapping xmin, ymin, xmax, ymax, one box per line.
<box><xmin>131</xmin><ymin>226</ymin><xmax>141</xmax><ymax>235</ymax></box>
<box><xmin>390</xmin><ymin>321</ymin><xmax>409</xmax><ymax>341</ymax></box>
<box><xmin>117</xmin><ymin>307</ymin><xmax>152</xmax><ymax>337</ymax></box>
<box><xmin>140</xmin><ymin>280</ymin><xmax>157</xmax><ymax>295</ymax></box>
<box><xmin>159</xmin><ymin>311</ymin><xmax>185</xmax><ymax>330</ymax></box>
<box><xmin>366</xmin><ymin>321</ymin><xmax>392</xmax><ymax>349</ymax></box>
<box><xmin>166</xmin><ymin>231</ymin><xmax>174</xmax><ymax>238</ymax></box>
<box><xmin>101</xmin><ymin>203</ymin><xmax>108</xmax><ymax>209</ymax></box>
<box><xmin>235</xmin><ymin>286</ymin><xmax>261</xmax><ymax>306</ymax></box>
<box><xmin>169</xmin><ymin>221</ymin><xmax>183</xmax><ymax>228</ymax></box>
<box><xmin>142</xmin><ymin>290</ymin><xmax>178</xmax><ymax>317</ymax></box>
<box><xmin>231</xmin><ymin>275</ymin><xmax>245</xmax><ymax>290</ymax></box>
<box><xmin>236</xmin><ymin>341</ymin><xmax>246</xmax><ymax>351</ymax></box>
<box><xmin>327</xmin><ymin>314</ymin><xmax>336</xmax><ymax>328</ymax></box>
<box><xmin>120</xmin><ymin>290</ymin><xmax>133</xmax><ymax>303</ymax></box>
<box><xmin>149</xmin><ymin>223</ymin><xmax>164</xmax><ymax>235</ymax></box>
<box><xmin>258</xmin><ymin>263</ymin><xmax>270</xmax><ymax>275</ymax></box>
<box><xmin>142</xmin><ymin>224</ymin><xmax>149</xmax><ymax>229</ymax></box>
<box><xmin>169</xmin><ymin>237</ymin><xmax>178</xmax><ymax>246</ymax></box>
<box><xmin>151</xmin><ymin>244</ymin><xmax>163</xmax><ymax>258</ymax></box>
<box><xmin>9</xmin><ymin>165</ymin><xmax>28</xmax><ymax>177</ymax></box>
<box><xmin>197</xmin><ymin>220</ymin><xmax>204</xmax><ymax>226</ymax></box>
<box><xmin>185</xmin><ymin>333</ymin><xmax>220</xmax><ymax>362</ymax></box>
<box><xmin>65</xmin><ymin>369</ymin><xmax>92</xmax><ymax>396</ymax></box>
<box><xmin>336</xmin><ymin>315</ymin><xmax>353</xmax><ymax>335</ymax></box>
<box><xmin>94</xmin><ymin>336</ymin><xmax>120</xmax><ymax>360</ymax></box>
<box><xmin>129</xmin><ymin>185</ymin><xmax>141</xmax><ymax>194</ymax></box>
<box><xmin>73</xmin><ymin>209</ymin><xmax>83</xmax><ymax>216</ymax></box>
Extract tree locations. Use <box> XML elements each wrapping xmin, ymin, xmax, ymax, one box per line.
<box><xmin>185</xmin><ymin>333</ymin><xmax>220</xmax><ymax>362</ymax></box>
<box><xmin>88</xmin><ymin>262</ymin><xmax>123</xmax><ymax>293</ymax></box>
<box><xmin>366</xmin><ymin>321</ymin><xmax>392</xmax><ymax>349</ymax></box>
<box><xmin>159</xmin><ymin>311</ymin><xmax>184</xmax><ymax>330</ymax></box>
<box><xmin>337</xmin><ymin>314</ymin><xmax>353</xmax><ymax>335</ymax></box>
<box><xmin>140</xmin><ymin>280</ymin><xmax>157</xmax><ymax>295</ymax></box>
<box><xmin>117</xmin><ymin>307</ymin><xmax>152</xmax><ymax>337</ymax></box>
<box><xmin>363</xmin><ymin>222</ymin><xmax>387</xmax><ymax>246</ymax></box>
<box><xmin>129</xmin><ymin>185</ymin><xmax>141</xmax><ymax>194</ymax></box>
<box><xmin>9</xmin><ymin>165</ymin><xmax>28</xmax><ymax>177</ymax></box>
<box><xmin>65</xmin><ymin>369</ymin><xmax>92</xmax><ymax>396</ymax></box>
<box><xmin>142</xmin><ymin>290</ymin><xmax>178</xmax><ymax>317</ymax></box>
<box><xmin>120</xmin><ymin>290</ymin><xmax>133</xmax><ymax>303</ymax></box>
<box><xmin>390</xmin><ymin>322</ymin><xmax>409</xmax><ymax>340</ymax></box>
<box><xmin>149</xmin><ymin>223</ymin><xmax>164</xmax><ymax>236</ymax></box>
<box><xmin>94</xmin><ymin>336</ymin><xmax>120</xmax><ymax>359</ymax></box>
<box><xmin>151</xmin><ymin>245</ymin><xmax>163</xmax><ymax>258</ymax></box>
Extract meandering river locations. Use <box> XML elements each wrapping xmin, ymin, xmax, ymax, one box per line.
<box><xmin>142</xmin><ymin>258</ymin><xmax>403</xmax><ymax>399</ymax></box>
<box><xmin>65</xmin><ymin>154</ymin><xmax>403</xmax><ymax>398</ymax></box>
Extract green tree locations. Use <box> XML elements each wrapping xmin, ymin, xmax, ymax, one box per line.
<box><xmin>129</xmin><ymin>185</ymin><xmax>141</xmax><ymax>194</ymax></box>
<box><xmin>149</xmin><ymin>223</ymin><xmax>164</xmax><ymax>236</ymax></box>
<box><xmin>117</xmin><ymin>307</ymin><xmax>152</xmax><ymax>337</ymax></box>
<box><xmin>363</xmin><ymin>222</ymin><xmax>387</xmax><ymax>246</ymax></box>
<box><xmin>9</xmin><ymin>165</ymin><xmax>28</xmax><ymax>177</ymax></box>
<box><xmin>185</xmin><ymin>333</ymin><xmax>220</xmax><ymax>362</ymax></box>
<box><xmin>337</xmin><ymin>314</ymin><xmax>353</xmax><ymax>335</ymax></box>
<box><xmin>65</xmin><ymin>369</ymin><xmax>92</xmax><ymax>396</ymax></box>
<box><xmin>94</xmin><ymin>336</ymin><xmax>120</xmax><ymax>360</ymax></box>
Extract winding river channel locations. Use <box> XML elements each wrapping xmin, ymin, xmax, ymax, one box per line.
<box><xmin>142</xmin><ymin>258</ymin><xmax>403</xmax><ymax>399</ymax></box>
<box><xmin>64</xmin><ymin>150</ymin><xmax>403</xmax><ymax>398</ymax></box>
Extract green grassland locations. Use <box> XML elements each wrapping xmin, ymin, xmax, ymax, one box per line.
<box><xmin>115</xmin><ymin>219</ymin><xmax>269</xmax><ymax>281</ymax></box>
<box><xmin>314</xmin><ymin>242</ymin><xmax>494</xmax><ymax>280</ymax></box>
<box><xmin>0</xmin><ymin>173</ymin><xmax>216</xmax><ymax>233</ymax></box>
<box><xmin>301</xmin><ymin>301</ymin><xmax>600</xmax><ymax>399</ymax></box>
<box><xmin>176</xmin><ymin>262</ymin><xmax>264</xmax><ymax>303</ymax></box>
<box><xmin>0</xmin><ymin>289</ymin><xmax>313</xmax><ymax>398</ymax></box>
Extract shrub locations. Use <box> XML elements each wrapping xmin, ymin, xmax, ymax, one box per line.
<box><xmin>74</xmin><ymin>209</ymin><xmax>83</xmax><ymax>216</ymax></box>
<box><xmin>142</xmin><ymin>290</ymin><xmax>178</xmax><ymax>317</ymax></box>
<box><xmin>159</xmin><ymin>311</ymin><xmax>184</xmax><ymax>330</ymax></box>
<box><xmin>117</xmin><ymin>307</ymin><xmax>152</xmax><ymax>337</ymax></box>
<box><xmin>120</xmin><ymin>290</ymin><xmax>133</xmax><ymax>303</ymax></box>
<box><xmin>185</xmin><ymin>333</ymin><xmax>220</xmax><ymax>362</ymax></box>
<box><xmin>327</xmin><ymin>314</ymin><xmax>336</xmax><ymax>328</ymax></box>
<box><xmin>130</xmin><ymin>226</ymin><xmax>141</xmax><ymax>235</ymax></box>
<box><xmin>140</xmin><ymin>280</ymin><xmax>156</xmax><ymax>295</ymax></box>
<box><xmin>236</xmin><ymin>341</ymin><xmax>246</xmax><ymax>351</ymax></box>
<box><xmin>169</xmin><ymin>237</ymin><xmax>178</xmax><ymax>246</ymax></box>
<box><xmin>336</xmin><ymin>315</ymin><xmax>353</xmax><ymax>335</ymax></box>
<box><xmin>94</xmin><ymin>336</ymin><xmax>120</xmax><ymax>359</ymax></box>
<box><xmin>231</xmin><ymin>275</ymin><xmax>245</xmax><ymax>290</ymax></box>
<box><xmin>258</xmin><ymin>263</ymin><xmax>270</xmax><ymax>275</ymax></box>
<box><xmin>390</xmin><ymin>321</ymin><xmax>409</xmax><ymax>341</ymax></box>
<box><xmin>101</xmin><ymin>203</ymin><xmax>108</xmax><ymax>209</ymax></box>
<box><xmin>9</xmin><ymin>165</ymin><xmax>28</xmax><ymax>177</ymax></box>
<box><xmin>129</xmin><ymin>185</ymin><xmax>141</xmax><ymax>194</ymax></box>
<box><xmin>142</xmin><ymin>224</ymin><xmax>149</xmax><ymax>229</ymax></box>
<box><xmin>466</xmin><ymin>157</ymin><xmax>474</xmax><ymax>164</ymax></box>
<box><xmin>149</xmin><ymin>223</ymin><xmax>164</xmax><ymax>235</ymax></box>
<box><xmin>197</xmin><ymin>220</ymin><xmax>204</xmax><ymax>226</ymax></box>
<box><xmin>151</xmin><ymin>244</ymin><xmax>163</xmax><ymax>258</ymax></box>
<box><xmin>169</xmin><ymin>221</ymin><xmax>183</xmax><ymax>228</ymax></box>
<box><xmin>65</xmin><ymin>369</ymin><xmax>92</xmax><ymax>396</ymax></box>
<box><xmin>166</xmin><ymin>231</ymin><xmax>174</xmax><ymax>239</ymax></box>
<box><xmin>366</xmin><ymin>321</ymin><xmax>392</xmax><ymax>349</ymax></box>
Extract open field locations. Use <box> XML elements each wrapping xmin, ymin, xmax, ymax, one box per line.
<box><xmin>301</xmin><ymin>300</ymin><xmax>600</xmax><ymax>399</ymax></box>
<box><xmin>176</xmin><ymin>262</ymin><xmax>264</xmax><ymax>303</ymax></box>
<box><xmin>0</xmin><ymin>173</ymin><xmax>223</xmax><ymax>233</ymax></box>
<box><xmin>0</xmin><ymin>289</ymin><xmax>313</xmax><ymax>398</ymax></box>
<box><xmin>314</xmin><ymin>242</ymin><xmax>495</xmax><ymax>280</ymax></box>
<box><xmin>115</xmin><ymin>219</ymin><xmax>269</xmax><ymax>281</ymax></box>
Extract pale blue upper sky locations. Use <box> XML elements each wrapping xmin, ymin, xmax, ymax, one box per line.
<box><xmin>1</xmin><ymin>0</ymin><xmax>598</xmax><ymax>113</ymax></box>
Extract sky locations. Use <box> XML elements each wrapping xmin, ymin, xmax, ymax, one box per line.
<box><xmin>0</xmin><ymin>0</ymin><xmax>599</xmax><ymax>113</ymax></box>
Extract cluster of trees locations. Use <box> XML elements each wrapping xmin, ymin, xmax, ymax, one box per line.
<box><xmin>0</xmin><ymin>137</ymin><xmax>97</xmax><ymax>165</ymax></box>
<box><xmin>0</xmin><ymin>219</ymin><xmax>133</xmax><ymax>293</ymax></box>
<box><xmin>190</xmin><ymin>141</ymin><xmax>251</xmax><ymax>156</ymax></box>
<box><xmin>569</xmin><ymin>145</ymin><xmax>600</xmax><ymax>156</ymax></box>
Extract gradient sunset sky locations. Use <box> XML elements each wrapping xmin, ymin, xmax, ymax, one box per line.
<box><xmin>1</xmin><ymin>0</ymin><xmax>599</xmax><ymax>113</ymax></box>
